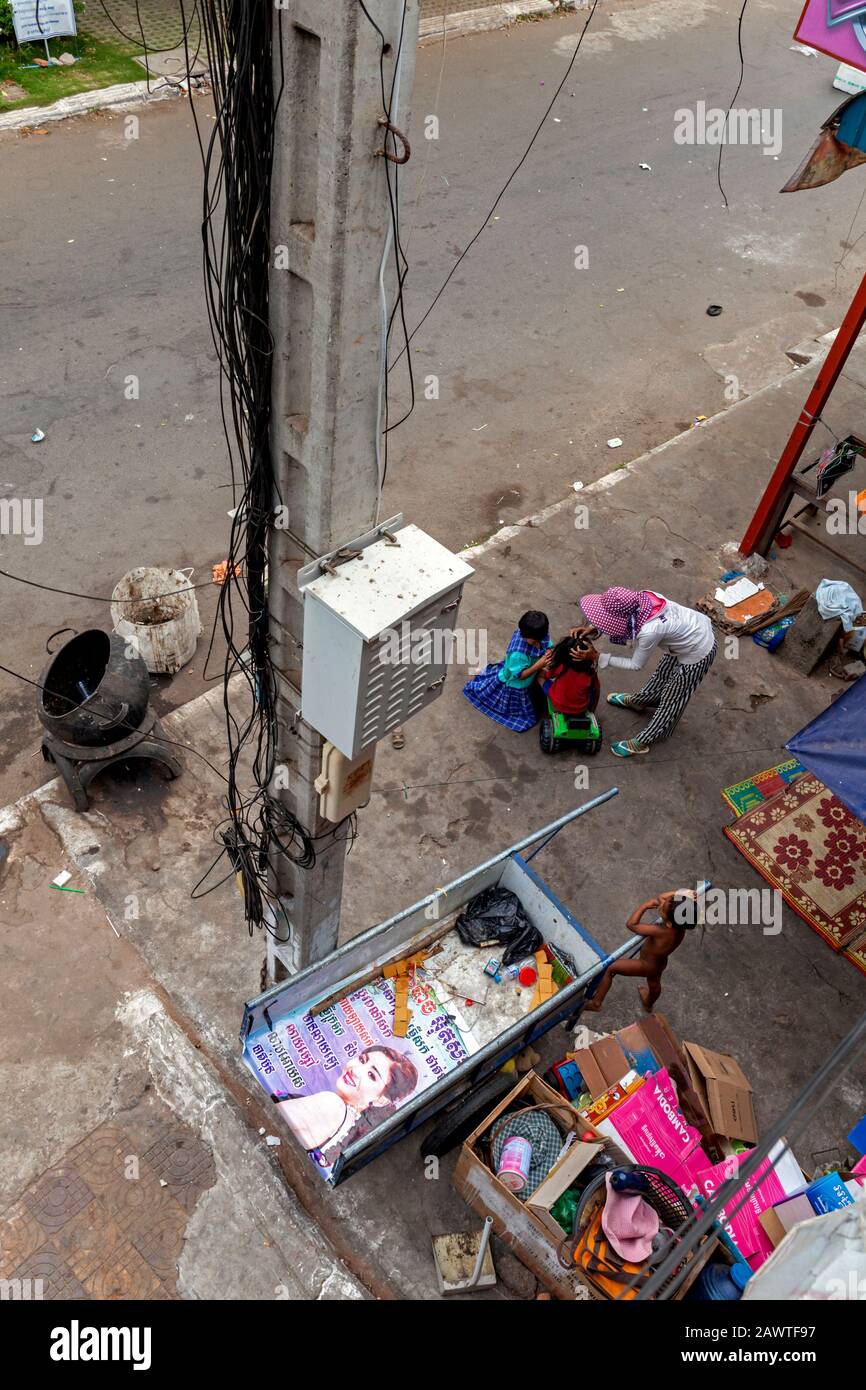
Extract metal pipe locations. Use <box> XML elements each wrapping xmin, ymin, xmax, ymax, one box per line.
<box><xmin>741</xmin><ymin>265</ymin><xmax>866</xmax><ymax>555</ymax></box>
<box><xmin>466</xmin><ymin>1216</ymin><xmax>493</xmax><ymax>1289</ymax></box>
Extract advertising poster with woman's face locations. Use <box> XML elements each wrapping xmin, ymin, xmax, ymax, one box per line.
<box><xmin>243</xmin><ymin>971</ymin><xmax>473</xmax><ymax>1180</ymax></box>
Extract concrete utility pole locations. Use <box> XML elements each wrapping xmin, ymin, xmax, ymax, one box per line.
<box><xmin>266</xmin><ymin>0</ymin><xmax>419</xmax><ymax>979</ymax></box>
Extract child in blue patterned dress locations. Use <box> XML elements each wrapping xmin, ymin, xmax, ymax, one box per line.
<box><xmin>462</xmin><ymin>611</ymin><xmax>552</xmax><ymax>732</ymax></box>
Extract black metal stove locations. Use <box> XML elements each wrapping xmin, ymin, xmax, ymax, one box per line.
<box><xmin>37</xmin><ymin>629</ymin><xmax>182</xmax><ymax>811</ymax></box>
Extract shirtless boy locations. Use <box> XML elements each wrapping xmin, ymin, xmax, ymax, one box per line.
<box><xmin>583</xmin><ymin>889</ymin><xmax>698</xmax><ymax>1013</ymax></box>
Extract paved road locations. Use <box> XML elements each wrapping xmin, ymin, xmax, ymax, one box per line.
<box><xmin>1</xmin><ymin>0</ymin><xmax>863</xmax><ymax>803</ymax></box>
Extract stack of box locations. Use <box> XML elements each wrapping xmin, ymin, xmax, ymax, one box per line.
<box><xmin>563</xmin><ymin>1015</ymin><xmax>728</xmax><ymax>1162</ymax></box>
<box><xmin>580</xmin><ymin>1067</ymin><xmax>712</xmax><ymax>1191</ymax></box>
<box><xmin>452</xmin><ymin>1069</ymin><xmax>713</xmax><ymax>1300</ymax></box>
<box><xmin>563</xmin><ymin>1018</ymin><xmax>834</xmax><ymax>1273</ymax></box>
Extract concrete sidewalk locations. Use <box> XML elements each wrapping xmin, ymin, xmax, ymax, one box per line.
<box><xmin>0</xmin><ymin>765</ymin><xmax>366</xmax><ymax>1300</ymax></box>
<box><xmin>2</xmin><ymin>331</ymin><xmax>866</xmax><ymax>1299</ymax></box>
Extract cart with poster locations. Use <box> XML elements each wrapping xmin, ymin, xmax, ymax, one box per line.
<box><xmin>240</xmin><ymin>789</ymin><xmax>640</xmax><ymax>1187</ymax></box>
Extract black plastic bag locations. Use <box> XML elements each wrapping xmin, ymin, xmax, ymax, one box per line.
<box><xmin>455</xmin><ymin>886</ymin><xmax>542</xmax><ymax>967</ymax></box>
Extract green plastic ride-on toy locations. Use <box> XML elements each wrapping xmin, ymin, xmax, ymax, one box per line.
<box><xmin>539</xmin><ymin>699</ymin><xmax>602</xmax><ymax>755</ymax></box>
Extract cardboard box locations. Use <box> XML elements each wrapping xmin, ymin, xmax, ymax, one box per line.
<box><xmin>571</xmin><ymin>1036</ymin><xmax>630</xmax><ymax>1098</ymax></box>
<box><xmin>525</xmin><ymin>1138</ymin><xmax>604</xmax><ymax>1239</ymax></box>
<box><xmin>758</xmin><ymin>1193</ymin><xmax>815</xmax><ymax>1249</ymax></box>
<box><xmin>580</xmin><ymin>1071</ymin><xmax>642</xmax><ymax>1125</ymax></box>
<box><xmin>683</xmin><ymin>1042</ymin><xmax>758</xmax><ymax>1146</ymax></box>
<box><xmin>571</xmin><ymin>1016</ymin><xmax>717</xmax><ymax>1158</ymax></box>
<box><xmin>617</xmin><ymin>1021</ymin><xmax>663</xmax><ymax>1078</ymax></box>
<box><xmin>453</xmin><ymin>1072</ymin><xmax>609</xmax><ymax>1299</ymax></box>
<box><xmin>630</xmin><ymin>1015</ymin><xmax>717</xmax><ymax>1154</ymax></box>
<box><xmin>595</xmin><ymin>1067</ymin><xmax>708</xmax><ymax>1193</ymax></box>
<box><xmin>453</xmin><ymin>1070</ymin><xmax>712</xmax><ymax>1300</ymax></box>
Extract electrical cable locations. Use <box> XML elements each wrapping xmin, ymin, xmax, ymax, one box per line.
<box><xmin>716</xmin><ymin>0</ymin><xmax>749</xmax><ymax>210</ymax></box>
<box><xmin>388</xmin><ymin>0</ymin><xmax>601</xmax><ymax>374</ymax></box>
<box><xmin>0</xmin><ymin>566</ymin><xmax>214</xmax><ymax>603</ymax></box>
<box><xmin>358</xmin><ymin>0</ymin><xmax>415</xmax><ymax>491</ymax></box>
<box><xmin>173</xmin><ymin>0</ymin><xmax>339</xmax><ymax>936</ymax></box>
<box><xmin>21</xmin><ymin>4</ymin><xmax>373</xmax><ymax>935</ymax></box>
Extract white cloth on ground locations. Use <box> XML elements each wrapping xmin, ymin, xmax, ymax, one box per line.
<box><xmin>815</xmin><ymin>578</ymin><xmax>864</xmax><ymax>632</ymax></box>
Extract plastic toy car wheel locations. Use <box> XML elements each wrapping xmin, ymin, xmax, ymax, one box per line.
<box><xmin>539</xmin><ymin>719</ymin><xmax>555</xmax><ymax>754</ymax></box>
<box><xmin>586</xmin><ymin>738</ymin><xmax>602</xmax><ymax>755</ymax></box>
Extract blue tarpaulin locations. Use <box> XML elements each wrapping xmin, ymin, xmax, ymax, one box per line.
<box><xmin>786</xmin><ymin>674</ymin><xmax>866</xmax><ymax>824</ymax></box>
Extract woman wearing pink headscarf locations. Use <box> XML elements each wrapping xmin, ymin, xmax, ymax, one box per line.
<box><xmin>576</xmin><ymin>587</ymin><xmax>716</xmax><ymax>758</ymax></box>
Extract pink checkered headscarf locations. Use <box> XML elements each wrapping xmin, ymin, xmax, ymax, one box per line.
<box><xmin>580</xmin><ymin>587</ymin><xmax>657</xmax><ymax>645</ymax></box>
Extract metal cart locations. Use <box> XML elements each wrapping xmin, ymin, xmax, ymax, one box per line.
<box><xmin>241</xmin><ymin>787</ymin><xmax>645</xmax><ymax>1187</ymax></box>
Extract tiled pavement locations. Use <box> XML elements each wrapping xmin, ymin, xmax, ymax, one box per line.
<box><xmin>0</xmin><ymin>1091</ymin><xmax>215</xmax><ymax>1300</ymax></box>
<box><xmin>80</xmin><ymin>0</ymin><xmax>201</xmax><ymax>52</ymax></box>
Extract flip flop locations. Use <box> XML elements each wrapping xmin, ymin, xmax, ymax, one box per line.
<box><xmin>391</xmin><ymin>726</ymin><xmax>405</xmax><ymax>750</ymax></box>
<box><xmin>611</xmin><ymin>738</ymin><xmax>649</xmax><ymax>758</ymax></box>
<box><xmin>607</xmin><ymin>692</ymin><xmax>643</xmax><ymax>709</ymax></box>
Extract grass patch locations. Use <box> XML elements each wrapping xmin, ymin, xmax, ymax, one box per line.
<box><xmin>0</xmin><ymin>34</ymin><xmax>144</xmax><ymax>111</ymax></box>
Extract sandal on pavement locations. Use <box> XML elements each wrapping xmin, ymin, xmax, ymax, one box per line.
<box><xmin>611</xmin><ymin>737</ymin><xmax>649</xmax><ymax>758</ymax></box>
<box><xmin>607</xmin><ymin>692</ymin><xmax>644</xmax><ymax>710</ymax></box>
<box><xmin>391</xmin><ymin>726</ymin><xmax>405</xmax><ymax>750</ymax></box>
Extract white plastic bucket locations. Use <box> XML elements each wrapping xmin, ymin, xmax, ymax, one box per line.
<box><xmin>111</xmin><ymin>566</ymin><xmax>202</xmax><ymax>675</ymax></box>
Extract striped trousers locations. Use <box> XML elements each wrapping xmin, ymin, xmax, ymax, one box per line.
<box><xmin>631</xmin><ymin>643</ymin><xmax>717</xmax><ymax>747</ymax></box>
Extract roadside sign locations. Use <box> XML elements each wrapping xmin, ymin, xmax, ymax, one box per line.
<box><xmin>11</xmin><ymin>0</ymin><xmax>77</xmax><ymax>45</ymax></box>
<box><xmin>795</xmin><ymin>0</ymin><xmax>866</xmax><ymax>74</ymax></box>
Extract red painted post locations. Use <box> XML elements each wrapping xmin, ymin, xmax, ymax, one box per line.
<box><xmin>740</xmin><ymin>268</ymin><xmax>866</xmax><ymax>556</ymax></box>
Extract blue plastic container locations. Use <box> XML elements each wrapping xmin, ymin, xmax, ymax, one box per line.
<box><xmin>687</xmin><ymin>1260</ymin><xmax>752</xmax><ymax>1301</ymax></box>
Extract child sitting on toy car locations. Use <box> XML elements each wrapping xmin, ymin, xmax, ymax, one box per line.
<box><xmin>541</xmin><ymin>632</ymin><xmax>600</xmax><ymax>716</ymax></box>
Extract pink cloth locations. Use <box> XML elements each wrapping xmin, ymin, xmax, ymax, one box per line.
<box><xmin>601</xmin><ymin>1173</ymin><xmax>659</xmax><ymax>1262</ymax></box>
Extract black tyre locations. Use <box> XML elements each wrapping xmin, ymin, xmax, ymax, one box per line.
<box><xmin>539</xmin><ymin>719</ymin><xmax>555</xmax><ymax>755</ymax></box>
<box><xmin>419</xmin><ymin>1071</ymin><xmax>515</xmax><ymax>1161</ymax></box>
<box><xmin>586</xmin><ymin>737</ymin><xmax>602</xmax><ymax>755</ymax></box>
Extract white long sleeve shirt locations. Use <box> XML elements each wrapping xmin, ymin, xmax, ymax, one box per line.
<box><xmin>597</xmin><ymin>596</ymin><xmax>715</xmax><ymax>671</ymax></box>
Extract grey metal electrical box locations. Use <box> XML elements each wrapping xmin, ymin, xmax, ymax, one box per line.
<box><xmin>298</xmin><ymin>516</ymin><xmax>474</xmax><ymax>758</ymax></box>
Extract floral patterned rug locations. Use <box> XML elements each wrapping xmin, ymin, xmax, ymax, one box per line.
<box><xmin>724</xmin><ymin>773</ymin><xmax>866</xmax><ymax>975</ymax></box>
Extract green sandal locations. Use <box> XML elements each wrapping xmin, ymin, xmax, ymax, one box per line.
<box><xmin>611</xmin><ymin>738</ymin><xmax>649</xmax><ymax>758</ymax></box>
<box><xmin>607</xmin><ymin>692</ymin><xmax>644</xmax><ymax>710</ymax></box>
